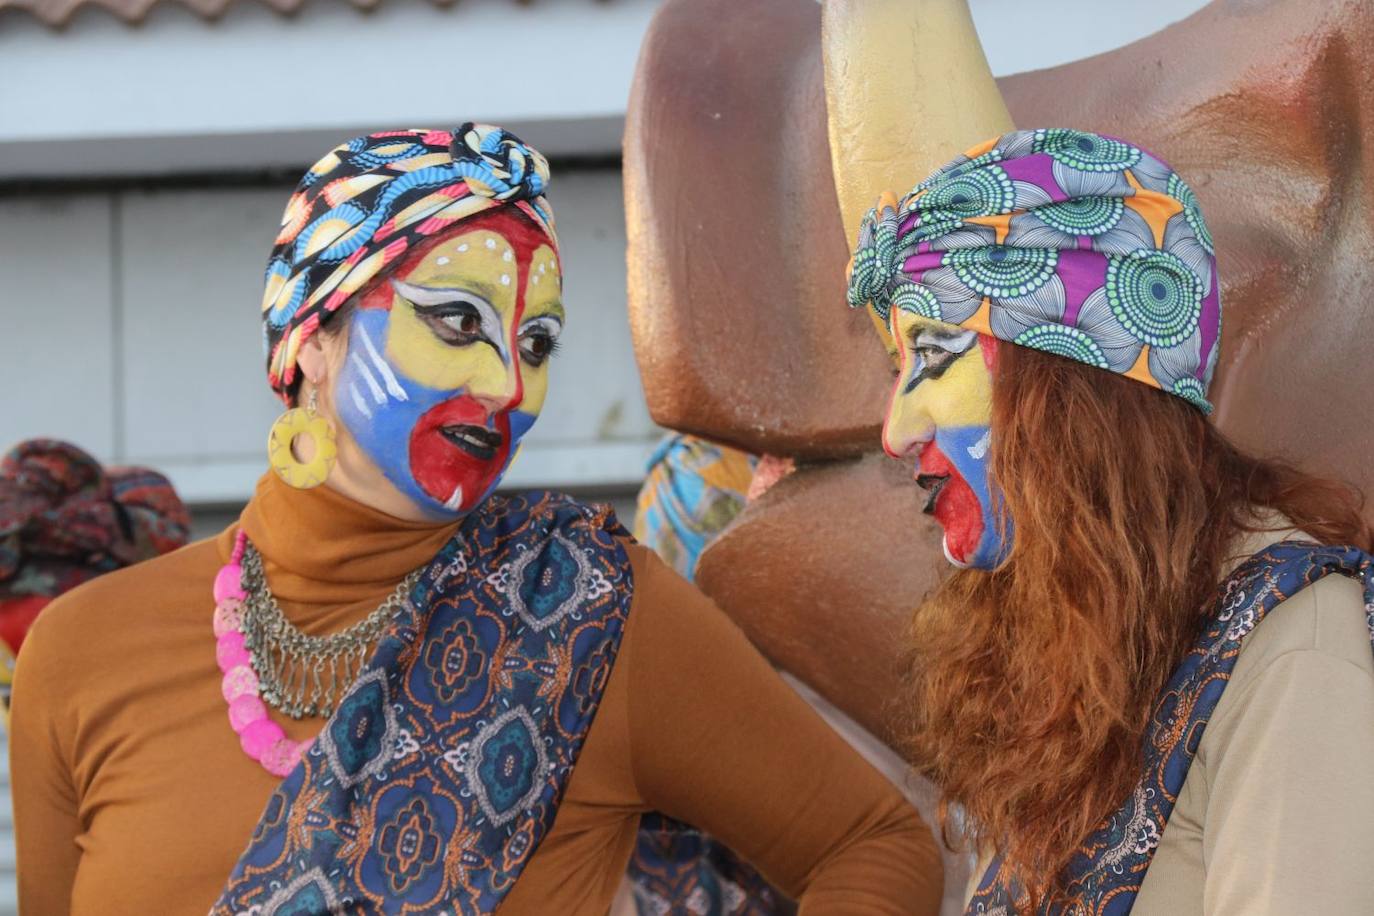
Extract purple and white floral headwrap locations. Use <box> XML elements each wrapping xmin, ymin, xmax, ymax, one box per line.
<box><xmin>847</xmin><ymin>128</ymin><xmax>1220</xmax><ymax>412</ymax></box>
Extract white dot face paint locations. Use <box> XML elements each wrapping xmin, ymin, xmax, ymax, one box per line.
<box><xmin>502</xmin><ymin>250</ymin><xmax>513</xmax><ymax>262</ymax></box>
<box><xmin>501</xmin><ymin>275</ymin><xmax>511</xmax><ymax>286</ymax></box>
<box><xmin>485</xmin><ymin>239</ymin><xmax>497</xmax><ymax>249</ymax></box>
<box><xmin>436</xmin><ymin>256</ymin><xmax>450</xmax><ymax>265</ymax></box>
<box><xmin>457</xmin><ymin>244</ymin><xmax>469</xmax><ymax>252</ymax></box>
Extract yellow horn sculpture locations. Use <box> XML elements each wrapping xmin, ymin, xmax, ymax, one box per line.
<box><xmin>822</xmin><ymin>0</ymin><xmax>1014</xmax><ymax>249</ymax></box>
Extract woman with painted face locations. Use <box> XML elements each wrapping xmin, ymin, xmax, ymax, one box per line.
<box><xmin>846</xmin><ymin>128</ymin><xmax>1374</xmax><ymax>914</ymax></box>
<box><xmin>11</xmin><ymin>126</ymin><xmax>941</xmax><ymax>914</ymax></box>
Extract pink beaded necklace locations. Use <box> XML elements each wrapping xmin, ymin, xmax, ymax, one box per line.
<box><xmin>212</xmin><ymin>531</ymin><xmax>311</xmax><ymax>777</ymax></box>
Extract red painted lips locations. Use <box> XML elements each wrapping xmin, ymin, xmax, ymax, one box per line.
<box><xmin>916</xmin><ymin>442</ymin><xmax>984</xmax><ymax>565</ymax></box>
<box><xmin>409</xmin><ymin>396</ymin><xmax>512</xmax><ymax>512</ymax></box>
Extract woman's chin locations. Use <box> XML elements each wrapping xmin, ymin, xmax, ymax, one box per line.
<box><xmin>941</xmin><ymin>532</ymin><xmax>972</xmax><ymax>569</ymax></box>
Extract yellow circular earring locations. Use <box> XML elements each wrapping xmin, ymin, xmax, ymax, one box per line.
<box><xmin>267</xmin><ymin>388</ymin><xmax>337</xmax><ymax>490</ymax></box>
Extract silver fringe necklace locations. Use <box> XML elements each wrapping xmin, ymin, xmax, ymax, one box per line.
<box><xmin>238</xmin><ymin>541</ymin><xmax>422</xmax><ymax>719</ymax></box>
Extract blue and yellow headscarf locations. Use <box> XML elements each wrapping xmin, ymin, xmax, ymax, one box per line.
<box><xmin>262</xmin><ymin>124</ymin><xmax>556</xmax><ymax>399</ymax></box>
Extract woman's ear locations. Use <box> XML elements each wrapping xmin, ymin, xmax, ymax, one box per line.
<box><xmin>295</xmin><ymin>334</ymin><xmax>329</xmax><ymax>389</ymax></box>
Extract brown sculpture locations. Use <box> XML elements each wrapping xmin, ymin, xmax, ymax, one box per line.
<box><xmin>624</xmin><ymin>0</ymin><xmax>1374</xmax><ymax>745</ymax></box>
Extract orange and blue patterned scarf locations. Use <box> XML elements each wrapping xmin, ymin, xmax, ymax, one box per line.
<box><xmin>214</xmin><ymin>493</ymin><xmax>633</xmax><ymax>914</ymax></box>
<box><xmin>968</xmin><ymin>541</ymin><xmax>1374</xmax><ymax>913</ymax></box>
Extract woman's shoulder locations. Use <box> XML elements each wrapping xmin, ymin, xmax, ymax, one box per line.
<box><xmin>1231</xmin><ymin>555</ymin><xmax>1373</xmax><ymax>683</ymax></box>
<box><xmin>1200</xmin><ymin>556</ymin><xmax>1374</xmax><ymax>768</ymax></box>
<box><xmin>19</xmin><ymin>536</ymin><xmax>224</xmax><ymax>676</ymax></box>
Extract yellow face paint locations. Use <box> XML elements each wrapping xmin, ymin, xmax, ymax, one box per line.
<box><xmin>883</xmin><ymin>310</ymin><xmax>993</xmax><ymax>459</ymax></box>
<box><xmin>384</xmin><ymin>228</ymin><xmax>563</xmax><ymax>417</ymax></box>
<box><xmin>883</xmin><ymin>308</ymin><xmax>1008</xmax><ymax>569</ymax></box>
<box><xmin>335</xmin><ymin>213</ymin><xmax>563</xmax><ymax>518</ymax></box>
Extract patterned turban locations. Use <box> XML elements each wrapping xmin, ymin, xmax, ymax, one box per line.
<box><xmin>262</xmin><ymin>123</ymin><xmax>557</xmax><ymax>398</ymax></box>
<box><xmin>847</xmin><ymin>128</ymin><xmax>1220</xmax><ymax>412</ymax></box>
<box><xmin>0</xmin><ymin>438</ymin><xmax>191</xmax><ymax>600</ymax></box>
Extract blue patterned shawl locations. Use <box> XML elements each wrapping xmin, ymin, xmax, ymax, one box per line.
<box><xmin>213</xmin><ymin>492</ymin><xmax>634</xmax><ymax>915</ymax></box>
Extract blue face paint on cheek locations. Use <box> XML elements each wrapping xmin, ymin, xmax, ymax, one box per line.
<box><xmin>333</xmin><ymin>309</ymin><xmax>540</xmax><ymax>518</ymax></box>
<box><xmin>933</xmin><ymin>424</ymin><xmax>1013</xmax><ymax>569</ymax></box>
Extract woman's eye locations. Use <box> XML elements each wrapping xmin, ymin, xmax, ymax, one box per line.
<box><xmin>450</xmin><ymin>313</ymin><xmax>481</xmax><ymax>336</ymax></box>
<box><xmin>519</xmin><ymin>331</ymin><xmax>559</xmax><ymax>366</ymax></box>
<box><xmin>908</xmin><ymin>343</ymin><xmax>966</xmax><ymax>386</ymax></box>
<box><xmin>414</xmin><ymin>303</ymin><xmax>484</xmax><ymax>346</ymax></box>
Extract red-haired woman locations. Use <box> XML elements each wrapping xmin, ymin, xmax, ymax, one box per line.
<box><xmin>846</xmin><ymin>128</ymin><xmax>1374</xmax><ymax>914</ymax></box>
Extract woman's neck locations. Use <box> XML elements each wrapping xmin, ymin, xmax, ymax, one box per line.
<box><xmin>237</xmin><ymin>472</ymin><xmax>461</xmax><ymax>607</ymax></box>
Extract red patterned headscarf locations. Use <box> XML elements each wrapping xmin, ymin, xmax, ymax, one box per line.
<box><xmin>0</xmin><ymin>439</ymin><xmax>190</xmax><ymax>652</ymax></box>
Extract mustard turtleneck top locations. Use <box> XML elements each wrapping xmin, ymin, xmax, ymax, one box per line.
<box><xmin>11</xmin><ymin>474</ymin><xmax>941</xmax><ymax>914</ymax></box>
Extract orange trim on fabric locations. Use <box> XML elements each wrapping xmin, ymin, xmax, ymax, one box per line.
<box><xmin>1123</xmin><ymin>171</ymin><xmax>1184</xmax><ymax>248</ymax></box>
<box><xmin>1123</xmin><ymin>344</ymin><xmax>1164</xmax><ymax>391</ymax></box>
<box><xmin>965</xmin><ymin>136</ymin><xmax>1001</xmax><ymax>160</ymax></box>
<box><xmin>962</xmin><ymin>298</ymin><xmax>995</xmax><ymax>337</ymax></box>
<box><xmin>966</xmin><ymin>213</ymin><xmax>1013</xmax><ymax>244</ymax></box>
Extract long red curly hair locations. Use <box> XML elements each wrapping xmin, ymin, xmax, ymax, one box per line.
<box><xmin>901</xmin><ymin>342</ymin><xmax>1373</xmax><ymax>904</ymax></box>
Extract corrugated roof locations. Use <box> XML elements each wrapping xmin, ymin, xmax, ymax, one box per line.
<box><xmin>2</xmin><ymin>0</ymin><xmax>523</xmax><ymax>29</ymax></box>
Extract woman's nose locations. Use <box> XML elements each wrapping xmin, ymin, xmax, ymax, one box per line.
<box><xmin>882</xmin><ymin>394</ymin><xmax>934</xmax><ymax>460</ymax></box>
<box><xmin>466</xmin><ymin>358</ymin><xmax>523</xmax><ymax>416</ymax></box>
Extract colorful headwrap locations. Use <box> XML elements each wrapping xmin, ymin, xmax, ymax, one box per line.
<box><xmin>847</xmin><ymin>128</ymin><xmax>1220</xmax><ymax>412</ymax></box>
<box><xmin>0</xmin><ymin>439</ymin><xmax>191</xmax><ymax>600</ymax></box>
<box><xmin>0</xmin><ymin>438</ymin><xmax>190</xmax><ymax>674</ymax></box>
<box><xmin>632</xmin><ymin>435</ymin><xmax>757</xmax><ymax>578</ymax></box>
<box><xmin>262</xmin><ymin>123</ymin><xmax>556</xmax><ymax>398</ymax></box>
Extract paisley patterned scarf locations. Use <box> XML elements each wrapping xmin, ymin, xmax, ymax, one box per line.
<box><xmin>213</xmin><ymin>492</ymin><xmax>633</xmax><ymax>915</ymax></box>
<box><xmin>968</xmin><ymin>541</ymin><xmax>1374</xmax><ymax>914</ymax></box>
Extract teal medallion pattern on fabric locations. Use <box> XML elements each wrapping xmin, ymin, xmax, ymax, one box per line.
<box><xmin>212</xmin><ymin>492</ymin><xmax>634</xmax><ymax>915</ymax></box>
<box><xmin>1013</xmin><ymin>324</ymin><xmax>1110</xmax><ymax>369</ymax></box>
<box><xmin>1033</xmin><ymin>128</ymin><xmax>1142</xmax><ymax>172</ymax></box>
<box><xmin>923</xmin><ymin>165</ymin><xmax>1016</xmax><ymax>217</ymax></box>
<box><xmin>944</xmin><ymin>246</ymin><xmax>1059</xmax><ymax>299</ymax></box>
<box><xmin>1036</xmin><ymin>197</ymin><xmax>1125</xmax><ymax>237</ymax></box>
<box><xmin>967</xmin><ymin>541</ymin><xmax>1374</xmax><ymax>915</ymax></box>
<box><xmin>320</xmin><ymin>668</ymin><xmax>398</xmax><ymax>789</ymax></box>
<box><xmin>1104</xmin><ymin>251</ymin><xmax>1202</xmax><ymax>348</ymax></box>
<box><xmin>1168</xmin><ymin>173</ymin><xmax>1213</xmax><ymax>255</ymax></box>
<box><xmin>893</xmin><ymin>282</ymin><xmax>943</xmax><ymax>320</ymax></box>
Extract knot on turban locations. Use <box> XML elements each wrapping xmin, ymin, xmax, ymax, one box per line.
<box><xmin>448</xmin><ymin>123</ymin><xmax>550</xmax><ymax>203</ymax></box>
